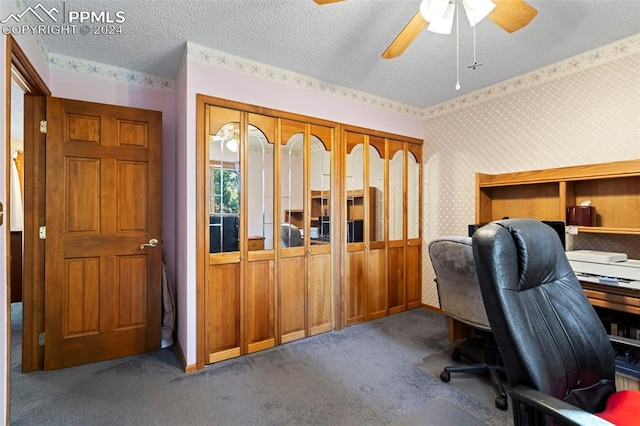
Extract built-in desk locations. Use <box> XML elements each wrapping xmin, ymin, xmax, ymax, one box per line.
<box><xmin>580</xmin><ymin>281</ymin><xmax>640</xmax><ymax>315</ymax></box>
<box><xmin>449</xmin><ymin>282</ymin><xmax>640</xmax><ymax>343</ymax></box>
<box><xmin>247</xmin><ymin>236</ymin><xmax>265</xmax><ymax>251</ymax></box>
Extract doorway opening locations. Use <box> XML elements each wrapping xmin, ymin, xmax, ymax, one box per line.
<box><xmin>6</xmin><ymin>35</ymin><xmax>51</xmax><ymax>385</ymax></box>
<box><xmin>9</xmin><ymin>67</ymin><xmax>26</xmax><ymax>376</ymax></box>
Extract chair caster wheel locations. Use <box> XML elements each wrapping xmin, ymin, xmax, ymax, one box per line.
<box><xmin>451</xmin><ymin>351</ymin><xmax>461</xmax><ymax>362</ymax></box>
<box><xmin>440</xmin><ymin>370</ymin><xmax>450</xmax><ymax>382</ymax></box>
<box><xmin>495</xmin><ymin>396</ymin><xmax>508</xmax><ymax>411</ymax></box>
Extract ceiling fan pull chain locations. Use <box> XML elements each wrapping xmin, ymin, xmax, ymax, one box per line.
<box><xmin>455</xmin><ymin>0</ymin><xmax>460</xmax><ymax>90</ymax></box>
<box><xmin>468</xmin><ymin>1</ymin><xmax>482</xmax><ymax>70</ymax></box>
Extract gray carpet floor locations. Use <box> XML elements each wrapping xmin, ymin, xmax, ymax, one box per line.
<box><xmin>10</xmin><ymin>303</ymin><xmax>511</xmax><ymax>425</ymax></box>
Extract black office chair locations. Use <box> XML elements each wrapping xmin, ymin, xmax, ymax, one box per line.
<box><xmin>428</xmin><ymin>236</ymin><xmax>508</xmax><ymax>411</ymax></box>
<box><xmin>281</xmin><ymin>223</ymin><xmax>303</xmax><ymax>247</ymax></box>
<box><xmin>473</xmin><ymin>218</ymin><xmax>640</xmax><ymax>425</ymax></box>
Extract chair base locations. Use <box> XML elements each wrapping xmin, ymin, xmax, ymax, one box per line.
<box><xmin>439</xmin><ymin>335</ymin><xmax>508</xmax><ymax>411</ymax></box>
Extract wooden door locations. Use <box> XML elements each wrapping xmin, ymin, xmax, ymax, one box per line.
<box><xmin>244</xmin><ymin>113</ymin><xmax>276</xmax><ymax>354</ymax></box>
<box><xmin>406</xmin><ymin>144</ymin><xmax>422</xmax><ymax>310</ymax></box>
<box><xmin>387</xmin><ymin>141</ymin><xmax>406</xmax><ymax>314</ymax></box>
<box><xmin>307</xmin><ymin>124</ymin><xmax>334</xmax><ymax>336</ymax></box>
<box><xmin>366</xmin><ymin>138</ymin><xmax>387</xmax><ymax>320</ymax></box>
<box><xmin>279</xmin><ymin>119</ymin><xmax>307</xmax><ymax>343</ymax></box>
<box><xmin>44</xmin><ymin>97</ymin><xmax>162</xmax><ymax>370</ymax></box>
<box><xmin>205</xmin><ymin>105</ymin><xmax>242</xmax><ymax>363</ymax></box>
<box><xmin>345</xmin><ymin>131</ymin><xmax>366</xmax><ymax>325</ymax></box>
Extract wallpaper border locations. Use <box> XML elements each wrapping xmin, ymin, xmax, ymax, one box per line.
<box><xmin>186</xmin><ymin>42</ymin><xmax>424</xmax><ymax>118</ymax></box>
<box><xmin>424</xmin><ymin>33</ymin><xmax>640</xmax><ymax>118</ymax></box>
<box><xmin>48</xmin><ymin>53</ymin><xmax>176</xmax><ymax>91</ymax></box>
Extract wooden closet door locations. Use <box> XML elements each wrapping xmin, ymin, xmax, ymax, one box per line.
<box><xmin>345</xmin><ymin>131</ymin><xmax>366</xmax><ymax>325</ymax></box>
<box><xmin>307</xmin><ymin>124</ymin><xmax>334</xmax><ymax>336</ymax></box>
<box><xmin>205</xmin><ymin>105</ymin><xmax>242</xmax><ymax>363</ymax></box>
<box><xmin>387</xmin><ymin>141</ymin><xmax>406</xmax><ymax>314</ymax></box>
<box><xmin>406</xmin><ymin>145</ymin><xmax>422</xmax><ymax>310</ymax></box>
<box><xmin>279</xmin><ymin>119</ymin><xmax>307</xmax><ymax>343</ymax></box>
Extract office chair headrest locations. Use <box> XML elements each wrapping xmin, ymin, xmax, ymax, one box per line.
<box><xmin>490</xmin><ymin>219</ymin><xmax>573</xmax><ymax>292</ymax></box>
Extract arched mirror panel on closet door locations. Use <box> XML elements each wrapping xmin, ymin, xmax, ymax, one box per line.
<box><xmin>209</xmin><ymin>123</ymin><xmax>241</xmax><ymax>254</ymax></box>
<box><xmin>247</xmin><ymin>116</ymin><xmax>275</xmax><ymax>251</ymax></box>
<box><xmin>308</xmin><ymin>125</ymin><xmax>334</xmax><ymax>335</ymax></box>
<box><xmin>388</xmin><ymin>141</ymin><xmax>406</xmax><ymax>314</ymax></box>
<box><xmin>279</xmin><ymin>119</ymin><xmax>307</xmax><ymax>343</ymax></box>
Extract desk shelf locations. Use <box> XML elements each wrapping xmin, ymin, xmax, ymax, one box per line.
<box><xmin>476</xmin><ymin>159</ymin><xmax>640</xmax><ymax>236</ymax></box>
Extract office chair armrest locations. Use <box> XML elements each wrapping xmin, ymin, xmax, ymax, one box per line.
<box><xmin>509</xmin><ymin>385</ymin><xmax>614</xmax><ymax>426</ymax></box>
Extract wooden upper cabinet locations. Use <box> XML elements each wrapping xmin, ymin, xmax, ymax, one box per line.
<box><xmin>476</xmin><ymin>159</ymin><xmax>640</xmax><ymax>235</ymax></box>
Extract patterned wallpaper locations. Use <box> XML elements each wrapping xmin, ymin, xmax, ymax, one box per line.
<box><xmin>422</xmin><ymin>44</ymin><xmax>640</xmax><ymax>308</ymax></box>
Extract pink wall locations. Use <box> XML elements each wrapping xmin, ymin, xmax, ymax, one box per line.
<box><xmin>174</xmin><ymin>59</ymin><xmax>192</xmax><ymax>366</ymax></box>
<box><xmin>175</xmin><ymin>56</ymin><xmax>424</xmax><ymax>367</ymax></box>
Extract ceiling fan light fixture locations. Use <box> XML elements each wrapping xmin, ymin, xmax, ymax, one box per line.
<box><xmin>420</xmin><ymin>0</ymin><xmax>449</xmax><ymax>18</ymax></box>
<box><xmin>462</xmin><ymin>0</ymin><xmax>496</xmax><ymax>26</ymax></box>
<box><xmin>421</xmin><ymin>0</ymin><xmax>456</xmax><ymax>34</ymax></box>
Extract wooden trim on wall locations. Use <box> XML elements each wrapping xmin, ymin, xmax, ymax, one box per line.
<box><xmin>195</xmin><ymin>95</ymin><xmax>207</xmax><ymax>370</ymax></box>
<box><xmin>4</xmin><ymin>33</ymin><xmax>11</xmax><ymax>426</ymax></box>
<box><xmin>341</xmin><ymin>123</ymin><xmax>423</xmax><ymax>146</ymax></box>
<box><xmin>5</xmin><ymin>34</ymin><xmax>51</xmax><ymax>422</ymax></box>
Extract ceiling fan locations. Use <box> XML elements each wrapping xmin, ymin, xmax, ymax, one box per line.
<box><xmin>314</xmin><ymin>0</ymin><xmax>538</xmax><ymax>59</ymax></box>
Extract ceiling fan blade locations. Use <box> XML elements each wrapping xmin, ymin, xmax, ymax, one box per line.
<box><xmin>313</xmin><ymin>0</ymin><xmax>346</xmax><ymax>4</ymax></box>
<box><xmin>488</xmin><ymin>0</ymin><xmax>538</xmax><ymax>33</ymax></box>
<box><xmin>382</xmin><ymin>11</ymin><xmax>428</xmax><ymax>59</ymax></box>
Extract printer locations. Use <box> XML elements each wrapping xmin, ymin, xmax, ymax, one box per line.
<box><xmin>567</xmin><ymin>250</ymin><xmax>640</xmax><ymax>290</ymax></box>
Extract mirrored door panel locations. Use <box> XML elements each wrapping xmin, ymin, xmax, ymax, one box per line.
<box><xmin>247</xmin><ymin>114</ymin><xmax>276</xmax><ymax>251</ymax></box>
<box><xmin>368</xmin><ymin>137</ymin><xmax>385</xmax><ymax>243</ymax></box>
<box><xmin>309</xmin><ymin>125</ymin><xmax>332</xmax><ymax>245</ymax></box>
<box><xmin>388</xmin><ymin>141</ymin><xmax>405</xmax><ymax>242</ymax></box>
<box><xmin>208</xmin><ymin>106</ymin><xmax>241</xmax><ymax>254</ymax></box>
<box><xmin>280</xmin><ymin>119</ymin><xmax>306</xmax><ymax>248</ymax></box>
<box><xmin>345</xmin><ymin>131</ymin><xmax>365</xmax><ymax>244</ymax></box>
<box><xmin>407</xmin><ymin>147</ymin><xmax>420</xmax><ymax>240</ymax></box>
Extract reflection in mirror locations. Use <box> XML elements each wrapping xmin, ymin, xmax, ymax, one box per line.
<box><xmin>209</xmin><ymin>123</ymin><xmax>240</xmax><ymax>253</ymax></box>
<box><xmin>369</xmin><ymin>142</ymin><xmax>384</xmax><ymax>242</ymax></box>
<box><xmin>346</xmin><ymin>142</ymin><xmax>365</xmax><ymax>243</ymax></box>
<box><xmin>247</xmin><ymin>123</ymin><xmax>274</xmax><ymax>250</ymax></box>
<box><xmin>407</xmin><ymin>152</ymin><xmax>419</xmax><ymax>239</ymax></box>
<box><xmin>310</xmin><ymin>135</ymin><xmax>330</xmax><ymax>243</ymax></box>
<box><xmin>281</xmin><ymin>132</ymin><xmax>305</xmax><ymax>248</ymax></box>
<box><xmin>389</xmin><ymin>149</ymin><xmax>404</xmax><ymax>241</ymax></box>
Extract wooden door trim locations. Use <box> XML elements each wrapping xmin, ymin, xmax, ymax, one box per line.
<box><xmin>195</xmin><ymin>95</ymin><xmax>207</xmax><ymax>371</ymax></box>
<box><xmin>6</xmin><ymin>34</ymin><xmax>51</xmax><ymax>381</ymax></box>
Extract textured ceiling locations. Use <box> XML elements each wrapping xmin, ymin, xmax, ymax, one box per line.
<box><xmin>16</xmin><ymin>0</ymin><xmax>640</xmax><ymax>108</ymax></box>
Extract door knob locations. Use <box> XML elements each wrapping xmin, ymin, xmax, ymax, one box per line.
<box><xmin>140</xmin><ymin>238</ymin><xmax>159</xmax><ymax>249</ymax></box>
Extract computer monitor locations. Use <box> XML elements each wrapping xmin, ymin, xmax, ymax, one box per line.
<box><xmin>320</xmin><ymin>215</ymin><xmax>330</xmax><ymax>241</ymax></box>
<box><xmin>541</xmin><ymin>220</ymin><xmax>566</xmax><ymax>250</ymax></box>
<box><xmin>210</xmin><ymin>214</ymin><xmax>239</xmax><ymax>253</ymax></box>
